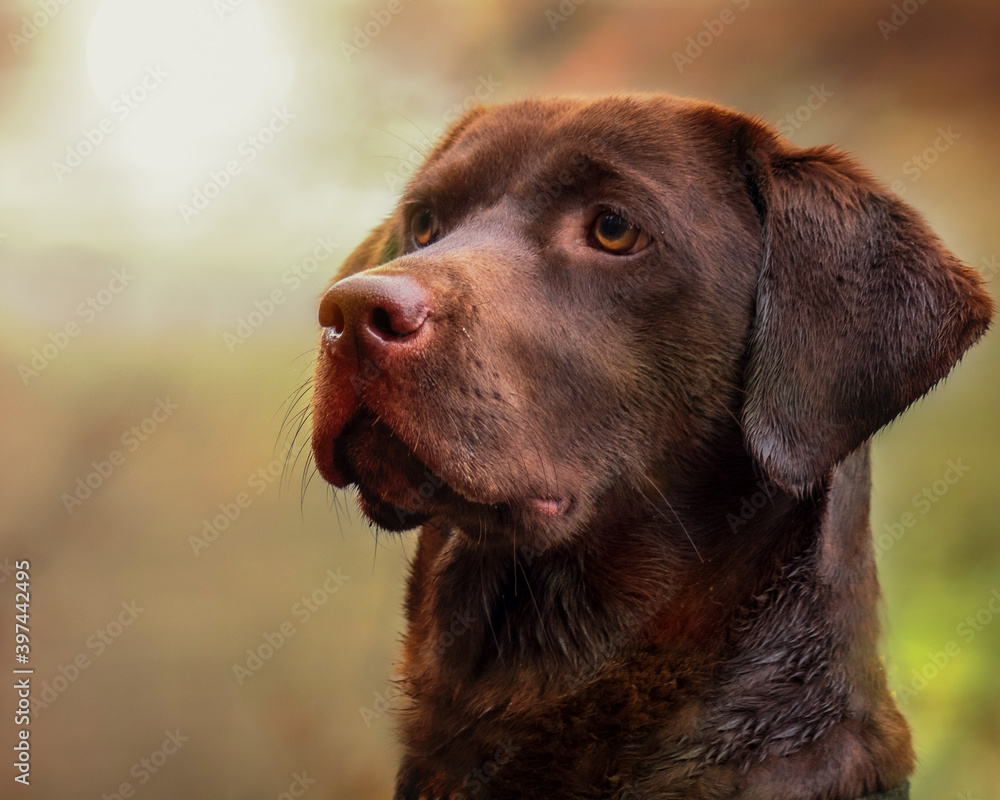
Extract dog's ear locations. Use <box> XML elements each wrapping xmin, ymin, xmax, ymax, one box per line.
<box><xmin>740</xmin><ymin>140</ymin><xmax>993</xmax><ymax>495</ymax></box>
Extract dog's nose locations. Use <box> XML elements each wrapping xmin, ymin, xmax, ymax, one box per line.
<box><xmin>319</xmin><ymin>273</ymin><xmax>431</xmax><ymax>354</ymax></box>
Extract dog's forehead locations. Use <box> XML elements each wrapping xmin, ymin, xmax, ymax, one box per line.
<box><xmin>415</xmin><ymin>96</ymin><xmax>706</xmax><ymax>194</ymax></box>
<box><xmin>455</xmin><ymin>95</ymin><xmax>688</xmax><ymax>152</ymax></box>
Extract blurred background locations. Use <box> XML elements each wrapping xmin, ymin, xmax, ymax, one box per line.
<box><xmin>1</xmin><ymin>0</ymin><xmax>998</xmax><ymax>797</ymax></box>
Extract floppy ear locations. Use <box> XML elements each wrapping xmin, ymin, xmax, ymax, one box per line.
<box><xmin>742</xmin><ymin>143</ymin><xmax>993</xmax><ymax>495</ymax></box>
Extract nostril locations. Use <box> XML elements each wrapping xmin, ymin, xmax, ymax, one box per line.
<box><xmin>368</xmin><ymin>301</ymin><xmax>429</xmax><ymax>340</ymax></box>
<box><xmin>330</xmin><ymin>305</ymin><xmax>345</xmax><ymax>335</ymax></box>
<box><xmin>370</xmin><ymin>307</ymin><xmax>395</xmax><ymax>338</ymax></box>
<box><xmin>319</xmin><ymin>293</ymin><xmax>345</xmax><ymax>334</ymax></box>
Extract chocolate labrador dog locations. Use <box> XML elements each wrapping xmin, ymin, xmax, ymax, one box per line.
<box><xmin>310</xmin><ymin>94</ymin><xmax>992</xmax><ymax>799</ymax></box>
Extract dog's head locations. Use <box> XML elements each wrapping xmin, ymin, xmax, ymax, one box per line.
<box><xmin>311</xmin><ymin>94</ymin><xmax>992</xmax><ymax>548</ymax></box>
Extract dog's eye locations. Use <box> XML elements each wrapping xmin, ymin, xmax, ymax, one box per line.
<box><xmin>590</xmin><ymin>211</ymin><xmax>648</xmax><ymax>254</ymax></box>
<box><xmin>411</xmin><ymin>207</ymin><xmax>437</xmax><ymax>248</ymax></box>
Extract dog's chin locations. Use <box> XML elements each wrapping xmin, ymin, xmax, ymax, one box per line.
<box><xmin>327</xmin><ymin>413</ymin><xmax>444</xmax><ymax>532</ymax></box>
<box><xmin>321</xmin><ymin>412</ymin><xmax>583</xmax><ymax>543</ymax></box>
<box><xmin>352</xmin><ymin>485</ymin><xmax>432</xmax><ymax>532</ymax></box>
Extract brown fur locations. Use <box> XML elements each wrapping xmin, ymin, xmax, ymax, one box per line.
<box><xmin>310</xmin><ymin>94</ymin><xmax>993</xmax><ymax>799</ymax></box>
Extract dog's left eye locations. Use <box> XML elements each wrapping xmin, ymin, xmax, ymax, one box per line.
<box><xmin>590</xmin><ymin>211</ymin><xmax>649</xmax><ymax>255</ymax></box>
<box><xmin>411</xmin><ymin>207</ymin><xmax>438</xmax><ymax>248</ymax></box>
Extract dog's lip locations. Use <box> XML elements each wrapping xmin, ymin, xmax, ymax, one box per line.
<box><xmin>312</xmin><ymin>433</ymin><xmax>353</xmax><ymax>489</ymax></box>
<box><xmin>326</xmin><ymin>447</ymin><xmax>355</xmax><ymax>490</ymax></box>
<box><xmin>318</xmin><ymin>408</ymin><xmax>577</xmax><ymax>523</ymax></box>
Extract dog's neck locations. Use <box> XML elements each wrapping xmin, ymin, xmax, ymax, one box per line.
<box><xmin>395</xmin><ymin>446</ymin><xmax>913</xmax><ymax>798</ymax></box>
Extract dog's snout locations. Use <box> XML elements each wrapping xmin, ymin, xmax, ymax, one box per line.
<box><xmin>319</xmin><ymin>274</ymin><xmax>431</xmax><ymax>352</ymax></box>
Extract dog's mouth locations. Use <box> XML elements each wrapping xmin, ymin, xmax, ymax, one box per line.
<box><xmin>314</xmin><ymin>409</ymin><xmax>572</xmax><ymax>533</ymax></box>
<box><xmin>324</xmin><ymin>411</ymin><xmax>447</xmax><ymax>531</ymax></box>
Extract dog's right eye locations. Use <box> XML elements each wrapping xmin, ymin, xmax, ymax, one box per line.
<box><xmin>411</xmin><ymin>208</ymin><xmax>437</xmax><ymax>248</ymax></box>
<box><xmin>590</xmin><ymin>211</ymin><xmax>650</xmax><ymax>255</ymax></box>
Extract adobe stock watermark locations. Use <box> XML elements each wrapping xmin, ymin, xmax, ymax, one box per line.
<box><xmin>341</xmin><ymin>0</ymin><xmax>411</xmax><ymax>61</ymax></box>
<box><xmin>276</xmin><ymin>772</ymin><xmax>317</xmax><ymax>800</ymax></box>
<box><xmin>520</xmin><ymin>543</ymin><xmax>673</xmax><ymax>695</ymax></box>
<box><xmin>8</xmin><ymin>0</ymin><xmax>73</xmax><ymax>54</ymax></box>
<box><xmin>101</xmin><ymin>729</ymin><xmax>188</xmax><ymax>800</ymax></box>
<box><xmin>384</xmin><ymin>74</ymin><xmax>502</xmax><ymax>194</ymax></box>
<box><xmin>726</xmin><ymin>478</ymin><xmax>780</xmax><ymax>532</ymax></box>
<box><xmin>546</xmin><ymin>0</ymin><xmax>586</xmax><ymax>31</ymax></box>
<box><xmin>179</xmin><ymin>106</ymin><xmax>294</xmax><ymax>222</ymax></box>
<box><xmin>232</xmin><ymin>568</ymin><xmax>350</xmax><ymax>685</ymax></box>
<box><xmin>189</xmin><ymin>442</ymin><xmax>290</xmax><ymax>555</ymax></box>
<box><xmin>889</xmin><ymin>126</ymin><xmax>960</xmax><ymax>197</ymax></box>
<box><xmin>350</xmin><ymin>358</ymin><xmax>383</xmax><ymax>397</ymax></box>
<box><xmin>213</xmin><ymin>0</ymin><xmax>248</xmax><ymax>21</ymax></box>
<box><xmin>874</xmin><ymin>458</ymin><xmax>968</xmax><ymax>559</ymax></box>
<box><xmin>558</xmin><ymin>587</ymin><xmax>672</xmax><ymax>693</ymax></box>
<box><xmin>51</xmin><ymin>65</ymin><xmax>167</xmax><ymax>182</ymax></box>
<box><xmin>0</xmin><ymin>557</ymin><xmax>19</xmax><ymax>585</ymax></box>
<box><xmin>877</xmin><ymin>0</ymin><xmax>930</xmax><ymax>40</ymax></box>
<box><xmin>223</xmin><ymin>234</ymin><xmax>340</xmax><ymax>353</ymax></box>
<box><xmin>390</xmin><ymin>469</ymin><xmax>447</xmax><ymax>528</ymax></box>
<box><xmin>895</xmin><ymin>587</ymin><xmax>1000</xmax><ymax>706</ymax></box>
<box><xmin>359</xmin><ymin>609</ymin><xmax>476</xmax><ymax>727</ymax></box>
<box><xmin>18</xmin><ymin>268</ymin><xmax>135</xmax><ymax>386</ymax></box>
<box><xmin>980</xmin><ymin>255</ymin><xmax>997</xmax><ymax>279</ymax></box>
<box><xmin>775</xmin><ymin>85</ymin><xmax>834</xmax><ymax>138</ymax></box>
<box><xmin>521</xmin><ymin>151</ymin><xmax>593</xmax><ymax>217</ymax></box>
<box><xmin>452</xmin><ymin>740</ymin><xmax>520</xmax><ymax>799</ymax></box>
<box><xmin>31</xmin><ymin>600</ymin><xmax>145</xmax><ymax>714</ymax></box>
<box><xmin>673</xmin><ymin>0</ymin><xmax>751</xmax><ymax>73</ymax></box>
<box><xmin>61</xmin><ymin>398</ymin><xmax>179</xmax><ymax>515</ymax></box>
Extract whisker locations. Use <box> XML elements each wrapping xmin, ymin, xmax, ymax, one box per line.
<box><xmin>377</xmin><ymin>114</ymin><xmax>437</xmax><ymax>155</ymax></box>
<box><xmin>637</xmin><ymin>472</ymin><xmax>704</xmax><ymax>564</ymax></box>
<box><xmin>516</xmin><ymin>553</ymin><xmax>553</xmax><ymax>653</ymax></box>
<box><xmin>480</xmin><ymin>531</ymin><xmax>504</xmax><ymax>662</ymax></box>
